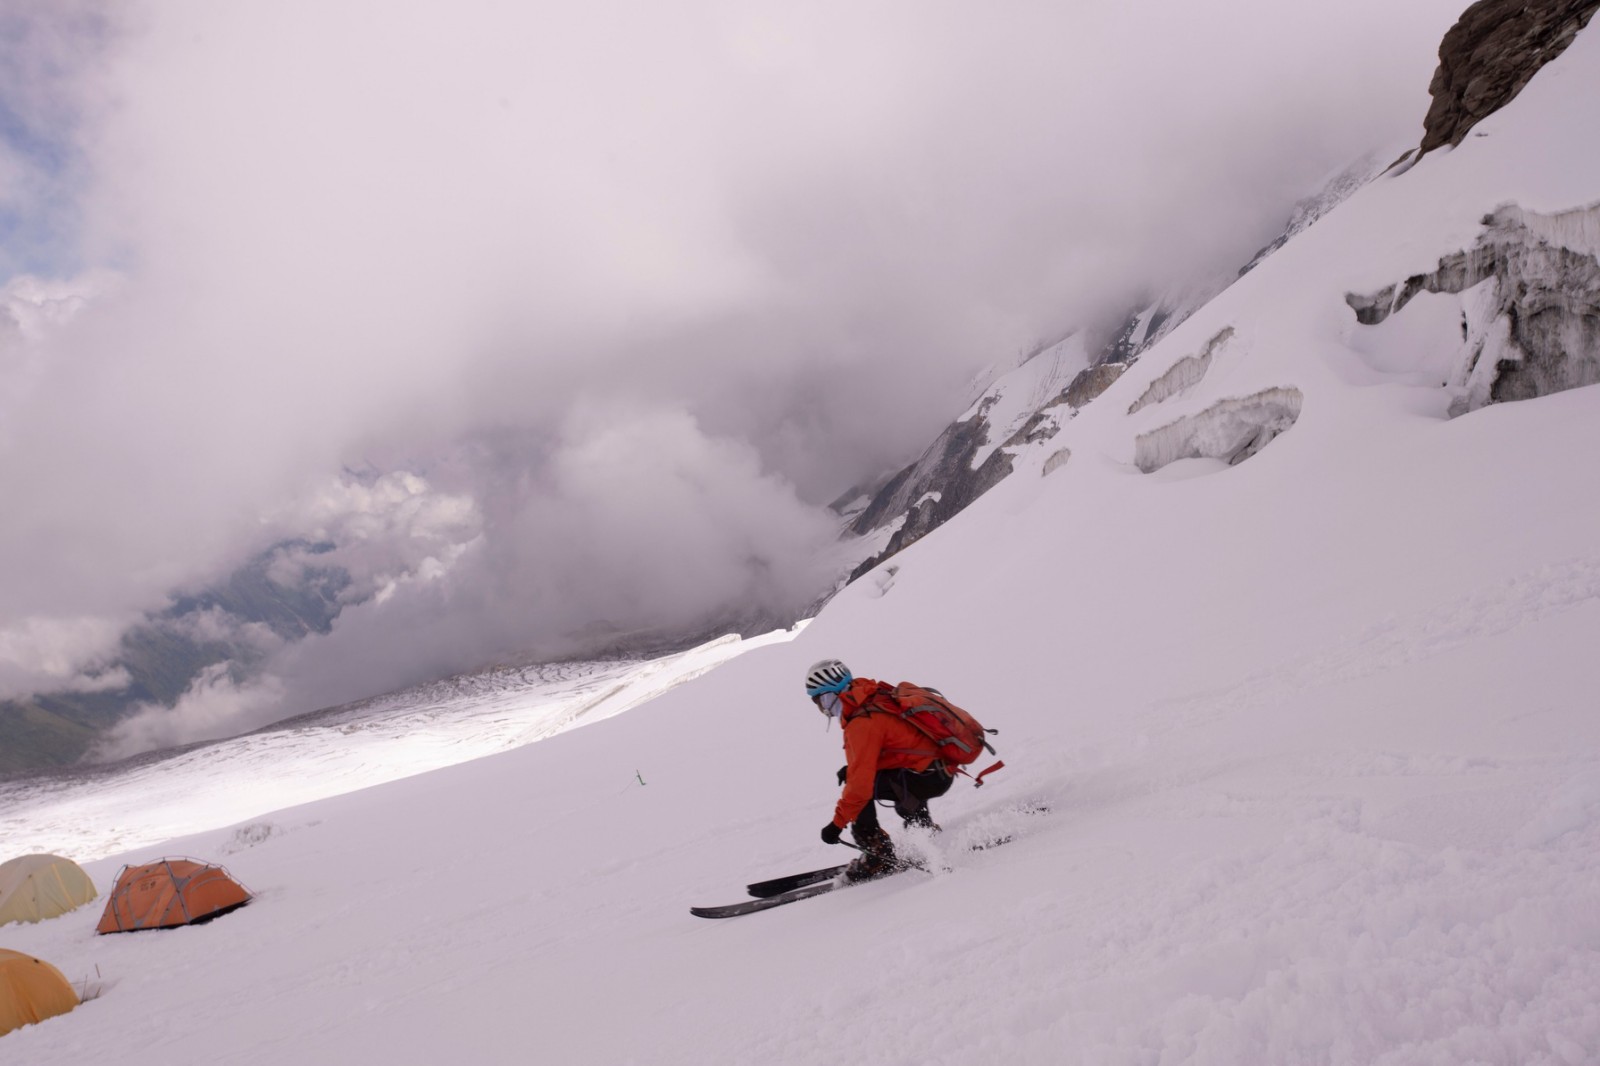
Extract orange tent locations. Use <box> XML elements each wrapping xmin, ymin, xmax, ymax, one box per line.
<box><xmin>0</xmin><ymin>949</ymin><xmax>77</xmax><ymax>1036</ymax></box>
<box><xmin>96</xmin><ymin>858</ymin><xmax>252</xmax><ymax>935</ymax></box>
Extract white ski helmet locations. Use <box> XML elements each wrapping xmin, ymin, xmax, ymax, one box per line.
<box><xmin>804</xmin><ymin>658</ymin><xmax>853</xmax><ymax>697</ymax></box>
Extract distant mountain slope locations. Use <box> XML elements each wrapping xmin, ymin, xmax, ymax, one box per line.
<box><xmin>0</xmin><ymin>540</ymin><xmax>348</xmax><ymax>775</ymax></box>
<box><xmin>837</xmin><ymin>160</ymin><xmax>1384</xmax><ymax>582</ymax></box>
<box><xmin>835</xmin><ymin>3</ymin><xmax>1600</xmax><ymax>585</ymax></box>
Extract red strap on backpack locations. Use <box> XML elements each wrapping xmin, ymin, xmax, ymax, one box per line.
<box><xmin>956</xmin><ymin>759</ymin><xmax>1005</xmax><ymax>787</ymax></box>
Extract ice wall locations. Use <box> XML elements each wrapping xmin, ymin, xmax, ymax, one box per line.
<box><xmin>1126</xmin><ymin>327</ymin><xmax>1233</xmax><ymax>415</ymax></box>
<box><xmin>1134</xmin><ymin>387</ymin><xmax>1304</xmax><ymax>474</ymax></box>
<box><xmin>1042</xmin><ymin>448</ymin><xmax>1071</xmax><ymax>477</ymax></box>
<box><xmin>1347</xmin><ymin>202</ymin><xmax>1600</xmax><ymax>414</ymax></box>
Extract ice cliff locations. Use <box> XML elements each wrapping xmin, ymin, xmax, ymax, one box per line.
<box><xmin>1347</xmin><ymin>202</ymin><xmax>1600</xmax><ymax>414</ymax></box>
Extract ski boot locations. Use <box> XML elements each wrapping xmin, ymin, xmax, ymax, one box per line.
<box><xmin>844</xmin><ymin>827</ymin><xmax>901</xmax><ymax>883</ymax></box>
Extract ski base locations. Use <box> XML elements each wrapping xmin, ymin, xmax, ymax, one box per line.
<box><xmin>745</xmin><ymin>831</ymin><xmax>1015</xmax><ymax>899</ymax></box>
<box><xmin>691</xmin><ymin>879</ymin><xmax>842</xmax><ymax>918</ymax></box>
<box><xmin>696</xmin><ymin>810</ymin><xmax>1040</xmax><ymax>919</ymax></box>
<box><xmin>746</xmin><ymin>863</ymin><xmax>850</xmax><ymax>898</ymax></box>
<box><xmin>694</xmin><ymin>859</ymin><xmax>937</xmax><ymax>918</ymax></box>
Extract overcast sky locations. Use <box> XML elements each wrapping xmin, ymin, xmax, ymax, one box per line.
<box><xmin>0</xmin><ymin>0</ymin><xmax>1468</xmax><ymax>752</ymax></box>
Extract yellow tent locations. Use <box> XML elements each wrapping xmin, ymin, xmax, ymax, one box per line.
<box><xmin>0</xmin><ymin>949</ymin><xmax>78</xmax><ymax>1036</ymax></box>
<box><xmin>0</xmin><ymin>855</ymin><xmax>98</xmax><ymax>927</ymax></box>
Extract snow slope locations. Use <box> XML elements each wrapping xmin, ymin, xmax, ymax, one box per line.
<box><xmin>7</xmin><ymin>25</ymin><xmax>1600</xmax><ymax>1066</ymax></box>
<box><xmin>0</xmin><ymin>631</ymin><xmax>796</xmax><ymax>863</ymax></box>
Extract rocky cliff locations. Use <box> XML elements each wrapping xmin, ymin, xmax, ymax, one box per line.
<box><xmin>1420</xmin><ymin>0</ymin><xmax>1600</xmax><ymax>154</ymax></box>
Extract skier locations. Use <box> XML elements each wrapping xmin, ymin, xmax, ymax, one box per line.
<box><xmin>805</xmin><ymin>658</ymin><xmax>953</xmax><ymax>882</ymax></box>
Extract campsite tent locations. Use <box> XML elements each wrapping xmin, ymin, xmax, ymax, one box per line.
<box><xmin>0</xmin><ymin>949</ymin><xmax>77</xmax><ymax>1037</ymax></box>
<box><xmin>0</xmin><ymin>855</ymin><xmax>98</xmax><ymax>927</ymax></box>
<box><xmin>96</xmin><ymin>859</ymin><xmax>252</xmax><ymax>935</ymax></box>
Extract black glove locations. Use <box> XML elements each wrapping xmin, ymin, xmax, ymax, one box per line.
<box><xmin>821</xmin><ymin>822</ymin><xmax>844</xmax><ymax>845</ymax></box>
<box><xmin>836</xmin><ymin>765</ymin><xmax>849</xmax><ymax>786</ymax></box>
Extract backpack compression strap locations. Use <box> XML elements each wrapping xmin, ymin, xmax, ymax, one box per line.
<box><xmin>956</xmin><ymin>759</ymin><xmax>1005</xmax><ymax>788</ymax></box>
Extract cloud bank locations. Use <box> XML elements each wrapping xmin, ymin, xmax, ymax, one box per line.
<box><xmin>2</xmin><ymin>0</ymin><xmax>1468</xmax><ymax>752</ymax></box>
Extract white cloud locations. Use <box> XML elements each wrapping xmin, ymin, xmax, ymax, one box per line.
<box><xmin>0</xmin><ymin>614</ymin><xmax>130</xmax><ymax>698</ymax></box>
<box><xmin>260</xmin><ymin>469</ymin><xmax>483</xmax><ymax>603</ymax></box>
<box><xmin>162</xmin><ymin>606</ymin><xmax>282</xmax><ymax>653</ymax></box>
<box><xmin>92</xmin><ymin>663</ymin><xmax>286</xmax><ymax>760</ymax></box>
<box><xmin>0</xmin><ymin>0</ymin><xmax>1471</xmax><ymax>745</ymax></box>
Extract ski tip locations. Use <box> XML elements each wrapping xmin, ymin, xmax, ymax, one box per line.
<box><xmin>692</xmin><ymin>879</ymin><xmax>841</xmax><ymax>918</ymax></box>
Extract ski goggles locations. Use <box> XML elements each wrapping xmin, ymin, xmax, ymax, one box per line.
<box><xmin>812</xmin><ymin>691</ymin><xmax>843</xmax><ymax>718</ymax></box>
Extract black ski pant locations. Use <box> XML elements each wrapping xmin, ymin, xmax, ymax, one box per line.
<box><xmin>846</xmin><ymin>765</ymin><xmax>953</xmax><ymax>841</ymax></box>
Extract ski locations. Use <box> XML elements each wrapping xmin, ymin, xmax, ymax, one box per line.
<box><xmin>695</xmin><ymin>857</ymin><xmax>937</xmax><ymax>918</ymax></box>
<box><xmin>691</xmin><ymin>879</ymin><xmax>843</xmax><ymax>918</ymax></box>
<box><xmin>698</xmin><ymin>807</ymin><xmax>1044</xmax><ymax>919</ymax></box>
<box><xmin>745</xmin><ymin>831</ymin><xmax>1018</xmax><ymax>899</ymax></box>
<box><xmin>746</xmin><ymin>863</ymin><xmax>850</xmax><ymax>898</ymax></box>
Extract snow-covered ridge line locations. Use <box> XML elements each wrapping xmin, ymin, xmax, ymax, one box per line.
<box><xmin>1236</xmin><ymin>155</ymin><xmax>1390</xmax><ymax>276</ymax></box>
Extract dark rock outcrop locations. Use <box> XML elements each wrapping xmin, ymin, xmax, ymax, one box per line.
<box><xmin>844</xmin><ymin>402</ymin><xmax>1022</xmax><ymax>582</ymax></box>
<box><xmin>1063</xmin><ymin>363</ymin><xmax>1131</xmax><ymax>409</ymax></box>
<box><xmin>1420</xmin><ymin>0</ymin><xmax>1599</xmax><ymax>155</ymax></box>
<box><xmin>1098</xmin><ymin>307</ymin><xmax>1169</xmax><ymax>365</ymax></box>
<box><xmin>845</xmin><ymin>397</ymin><xmax>1003</xmax><ymax>539</ymax></box>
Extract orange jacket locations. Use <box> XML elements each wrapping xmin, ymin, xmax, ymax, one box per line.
<box><xmin>831</xmin><ymin>678</ymin><xmax>939</xmax><ymax>827</ymax></box>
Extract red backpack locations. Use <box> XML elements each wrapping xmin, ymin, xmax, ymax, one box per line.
<box><xmin>873</xmin><ymin>681</ymin><xmax>1005</xmax><ymax>786</ymax></box>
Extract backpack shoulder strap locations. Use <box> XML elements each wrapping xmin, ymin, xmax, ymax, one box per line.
<box><xmin>841</xmin><ymin>680</ymin><xmax>898</xmax><ymax>723</ymax></box>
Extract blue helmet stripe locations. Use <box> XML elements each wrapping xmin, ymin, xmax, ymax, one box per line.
<box><xmin>806</xmin><ymin>675</ymin><xmax>851</xmax><ymax>697</ymax></box>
